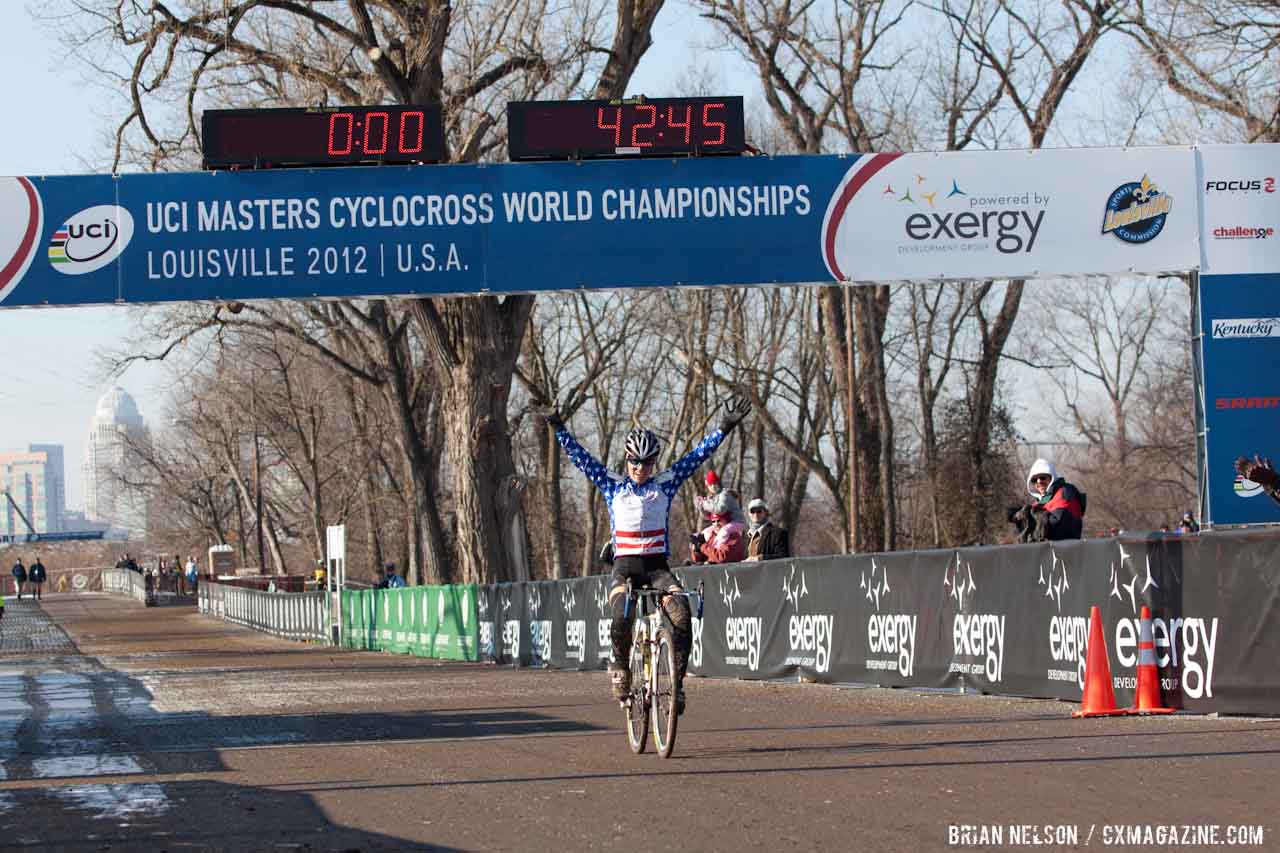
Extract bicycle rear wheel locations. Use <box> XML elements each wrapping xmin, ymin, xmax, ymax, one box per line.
<box><xmin>651</xmin><ymin>627</ymin><xmax>679</xmax><ymax>758</ymax></box>
<box><xmin>624</xmin><ymin>627</ymin><xmax>649</xmax><ymax>754</ymax></box>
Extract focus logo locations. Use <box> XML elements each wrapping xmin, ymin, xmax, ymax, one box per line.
<box><xmin>862</xmin><ymin>559</ymin><xmax>915</xmax><ymax>677</ymax></box>
<box><xmin>48</xmin><ymin>205</ymin><xmax>135</xmax><ymax>275</ymax></box>
<box><xmin>781</xmin><ymin>567</ymin><xmax>835</xmax><ymax>674</ymax></box>
<box><xmin>1101</xmin><ymin>174</ymin><xmax>1172</xmax><ymax>244</ymax></box>
<box><xmin>0</xmin><ymin>177</ymin><xmax>43</xmax><ymax>303</ymax></box>
<box><xmin>1204</xmin><ymin>177</ymin><xmax>1275</xmax><ymax>193</ymax></box>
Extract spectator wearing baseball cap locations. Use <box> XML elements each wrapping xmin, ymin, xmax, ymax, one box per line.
<box><xmin>745</xmin><ymin>498</ymin><xmax>791</xmax><ymax>562</ymax></box>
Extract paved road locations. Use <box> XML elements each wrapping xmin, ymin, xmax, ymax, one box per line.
<box><xmin>0</xmin><ymin>594</ymin><xmax>1276</xmax><ymax>851</ymax></box>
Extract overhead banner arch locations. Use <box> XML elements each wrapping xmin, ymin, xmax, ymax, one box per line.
<box><xmin>1</xmin><ymin>146</ymin><xmax>1199</xmax><ymax>308</ymax></box>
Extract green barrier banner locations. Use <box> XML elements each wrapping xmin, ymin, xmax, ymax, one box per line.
<box><xmin>426</xmin><ymin>584</ymin><xmax>479</xmax><ymax>661</ymax></box>
<box><xmin>339</xmin><ymin>585</ymin><xmax>477</xmax><ymax>661</ymax></box>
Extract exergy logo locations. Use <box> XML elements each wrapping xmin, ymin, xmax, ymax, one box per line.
<box><xmin>527</xmin><ymin>586</ymin><xmax>551</xmax><ymax>666</ymax></box>
<box><xmin>48</xmin><ymin>205</ymin><xmax>135</xmax><ymax>274</ymax></box>
<box><xmin>896</xmin><ymin>176</ymin><xmax>1046</xmax><ymax>255</ymax></box>
<box><xmin>862</xmin><ymin>559</ymin><xmax>916</xmax><ymax>677</ymax></box>
<box><xmin>782</xmin><ymin>567</ymin><xmax>834</xmax><ymax>674</ymax></box>
<box><xmin>479</xmin><ymin>592</ymin><xmax>494</xmax><ymax>658</ymax></box>
<box><xmin>944</xmin><ymin>553</ymin><xmax>1005</xmax><ymax>683</ymax></box>
<box><xmin>1109</xmin><ymin>547</ymin><xmax>1218</xmax><ymax>699</ymax></box>
<box><xmin>1101</xmin><ymin>174</ymin><xmax>1172</xmax><ymax>244</ymax></box>
<box><xmin>1041</xmin><ymin>548</ymin><xmax>1089</xmax><ymax>688</ymax></box>
<box><xmin>594</xmin><ymin>578</ymin><xmax>612</xmax><ymax>663</ymax></box>
<box><xmin>720</xmin><ymin>570</ymin><xmax>761</xmax><ymax>672</ymax></box>
<box><xmin>500</xmin><ymin>591</ymin><xmax>520</xmax><ymax>660</ymax></box>
<box><xmin>561</xmin><ymin>585</ymin><xmax>585</xmax><ymax>663</ymax></box>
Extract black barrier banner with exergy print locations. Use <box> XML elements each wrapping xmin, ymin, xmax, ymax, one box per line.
<box><xmin>475</xmin><ymin>531</ymin><xmax>1280</xmax><ymax>714</ymax></box>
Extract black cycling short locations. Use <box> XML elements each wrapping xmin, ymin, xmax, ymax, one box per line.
<box><xmin>608</xmin><ymin>554</ymin><xmax>682</xmax><ymax>605</ymax></box>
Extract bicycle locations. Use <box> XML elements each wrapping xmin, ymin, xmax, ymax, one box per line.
<box><xmin>621</xmin><ymin>579</ymin><xmax>704</xmax><ymax>758</ymax></box>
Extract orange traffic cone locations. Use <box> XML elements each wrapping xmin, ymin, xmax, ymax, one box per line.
<box><xmin>1127</xmin><ymin>606</ymin><xmax>1176</xmax><ymax>715</ymax></box>
<box><xmin>1073</xmin><ymin>606</ymin><xmax>1127</xmax><ymax>717</ymax></box>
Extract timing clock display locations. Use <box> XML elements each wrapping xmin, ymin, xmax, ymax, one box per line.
<box><xmin>507</xmin><ymin>97</ymin><xmax>746</xmax><ymax>160</ymax></box>
<box><xmin>201</xmin><ymin>104</ymin><xmax>445</xmax><ymax>169</ymax></box>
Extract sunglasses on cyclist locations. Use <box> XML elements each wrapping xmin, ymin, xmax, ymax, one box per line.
<box><xmin>1031</xmin><ymin>474</ymin><xmax>1052</xmax><ymax>483</ymax></box>
<box><xmin>627</xmin><ymin>457</ymin><xmax>657</xmax><ymax>467</ymax></box>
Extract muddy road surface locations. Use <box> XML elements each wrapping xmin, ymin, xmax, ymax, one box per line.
<box><xmin>0</xmin><ymin>594</ymin><xmax>1275</xmax><ymax>851</ymax></box>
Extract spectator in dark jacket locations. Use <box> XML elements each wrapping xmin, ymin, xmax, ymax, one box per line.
<box><xmin>744</xmin><ymin>498</ymin><xmax>791</xmax><ymax>561</ymax></box>
<box><xmin>28</xmin><ymin>557</ymin><xmax>47</xmax><ymax>600</ymax></box>
<box><xmin>1026</xmin><ymin>458</ymin><xmax>1084</xmax><ymax>541</ymax></box>
<box><xmin>11</xmin><ymin>559</ymin><xmax>26</xmax><ymax>600</ymax></box>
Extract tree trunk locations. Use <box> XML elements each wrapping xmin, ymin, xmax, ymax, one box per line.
<box><xmin>422</xmin><ymin>295</ymin><xmax>534</xmax><ymax>584</ymax></box>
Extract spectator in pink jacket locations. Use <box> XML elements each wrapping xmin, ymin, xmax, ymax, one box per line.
<box><xmin>688</xmin><ymin>491</ymin><xmax>747</xmax><ymax>564</ymax></box>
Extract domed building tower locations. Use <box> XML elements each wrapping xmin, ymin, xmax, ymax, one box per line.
<box><xmin>83</xmin><ymin>386</ymin><xmax>149</xmax><ymax>536</ymax></box>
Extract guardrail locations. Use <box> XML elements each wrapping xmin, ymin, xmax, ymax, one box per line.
<box><xmin>102</xmin><ymin>567</ymin><xmax>148</xmax><ymax>605</ymax></box>
<box><xmin>198</xmin><ymin>579</ymin><xmax>330</xmax><ymax>644</ymax></box>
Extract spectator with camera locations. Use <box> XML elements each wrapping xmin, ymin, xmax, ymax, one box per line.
<box><xmin>1020</xmin><ymin>458</ymin><xmax>1085</xmax><ymax>541</ymax></box>
<box><xmin>688</xmin><ymin>490</ymin><xmax>747</xmax><ymax>564</ymax></box>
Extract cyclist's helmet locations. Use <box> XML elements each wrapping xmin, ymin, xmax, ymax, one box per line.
<box><xmin>624</xmin><ymin>427</ymin><xmax>661</xmax><ymax>464</ymax></box>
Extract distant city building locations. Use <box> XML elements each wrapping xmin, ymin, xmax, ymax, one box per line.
<box><xmin>83</xmin><ymin>387</ymin><xmax>150</xmax><ymax>536</ymax></box>
<box><xmin>0</xmin><ymin>445</ymin><xmax>67</xmax><ymax>536</ymax></box>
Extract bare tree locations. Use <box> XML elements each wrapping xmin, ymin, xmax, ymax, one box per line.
<box><xmin>1123</xmin><ymin>0</ymin><xmax>1279</xmax><ymax>141</ymax></box>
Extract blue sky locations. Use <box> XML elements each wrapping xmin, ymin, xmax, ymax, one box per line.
<box><xmin>0</xmin><ymin>6</ymin><xmax>754</xmax><ymax>510</ymax></box>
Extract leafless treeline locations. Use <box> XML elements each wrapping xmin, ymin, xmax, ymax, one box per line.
<box><xmin>60</xmin><ymin>0</ymin><xmax>1275</xmax><ymax>581</ymax></box>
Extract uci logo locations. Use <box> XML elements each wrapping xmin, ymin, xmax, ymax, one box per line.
<box><xmin>48</xmin><ymin>205</ymin><xmax>135</xmax><ymax>275</ymax></box>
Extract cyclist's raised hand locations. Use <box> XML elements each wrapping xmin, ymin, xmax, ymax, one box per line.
<box><xmin>717</xmin><ymin>394</ymin><xmax>752</xmax><ymax>434</ymax></box>
<box><xmin>530</xmin><ymin>399</ymin><xmax>564</xmax><ymax>428</ymax></box>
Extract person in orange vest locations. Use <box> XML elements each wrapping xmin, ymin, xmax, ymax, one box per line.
<box><xmin>1025</xmin><ymin>458</ymin><xmax>1084</xmax><ymax>540</ymax></box>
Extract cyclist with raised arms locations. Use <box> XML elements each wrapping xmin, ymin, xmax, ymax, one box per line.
<box><xmin>534</xmin><ymin>397</ymin><xmax>751</xmax><ymax>712</ymax></box>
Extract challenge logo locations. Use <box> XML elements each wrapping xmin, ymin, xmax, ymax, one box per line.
<box><xmin>1212</xmin><ymin>318</ymin><xmax>1280</xmax><ymax>339</ymax></box>
<box><xmin>48</xmin><ymin>205</ymin><xmax>135</xmax><ymax>275</ymax></box>
<box><xmin>527</xmin><ymin>585</ymin><xmax>550</xmax><ymax>666</ymax></box>
<box><xmin>0</xmin><ymin>177</ymin><xmax>43</xmax><ymax>303</ymax></box>
<box><xmin>1101</xmin><ymin>174</ymin><xmax>1172</xmax><ymax>244</ymax></box>
<box><xmin>1212</xmin><ymin>225</ymin><xmax>1274</xmax><ymax>240</ymax></box>
<box><xmin>500</xmin><ymin>591</ymin><xmax>520</xmax><ymax>661</ymax></box>
<box><xmin>479</xmin><ymin>591</ymin><xmax>494</xmax><ymax>658</ymax></box>
<box><xmin>944</xmin><ymin>553</ymin><xmax>1005</xmax><ymax>683</ymax></box>
<box><xmin>862</xmin><ymin>558</ymin><xmax>916</xmax><ymax>678</ymax></box>
<box><xmin>781</xmin><ymin>567</ymin><xmax>834</xmax><ymax>674</ymax></box>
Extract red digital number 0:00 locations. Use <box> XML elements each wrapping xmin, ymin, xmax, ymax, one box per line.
<box><xmin>327</xmin><ymin>111</ymin><xmax>427</xmax><ymax>156</ymax></box>
<box><xmin>595</xmin><ymin>103</ymin><xmax>727</xmax><ymax>148</ymax></box>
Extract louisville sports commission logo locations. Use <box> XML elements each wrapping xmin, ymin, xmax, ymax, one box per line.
<box><xmin>0</xmin><ymin>176</ymin><xmax>43</xmax><ymax>303</ymax></box>
<box><xmin>48</xmin><ymin>205</ymin><xmax>135</xmax><ymax>275</ymax></box>
<box><xmin>1101</xmin><ymin>174</ymin><xmax>1172</xmax><ymax>244</ymax></box>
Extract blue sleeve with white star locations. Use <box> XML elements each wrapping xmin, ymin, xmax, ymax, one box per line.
<box><xmin>554</xmin><ymin>425</ymin><xmax>616</xmax><ymax>498</ymax></box>
<box><xmin>662</xmin><ymin>430</ymin><xmax>727</xmax><ymax>494</ymax></box>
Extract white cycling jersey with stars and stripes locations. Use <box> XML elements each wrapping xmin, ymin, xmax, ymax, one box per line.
<box><xmin>555</xmin><ymin>426</ymin><xmax>726</xmax><ymax>557</ymax></box>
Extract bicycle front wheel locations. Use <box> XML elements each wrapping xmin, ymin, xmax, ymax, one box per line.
<box><xmin>624</xmin><ymin>628</ymin><xmax>649</xmax><ymax>754</ymax></box>
<box><xmin>651</xmin><ymin>627</ymin><xmax>679</xmax><ymax>758</ymax></box>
